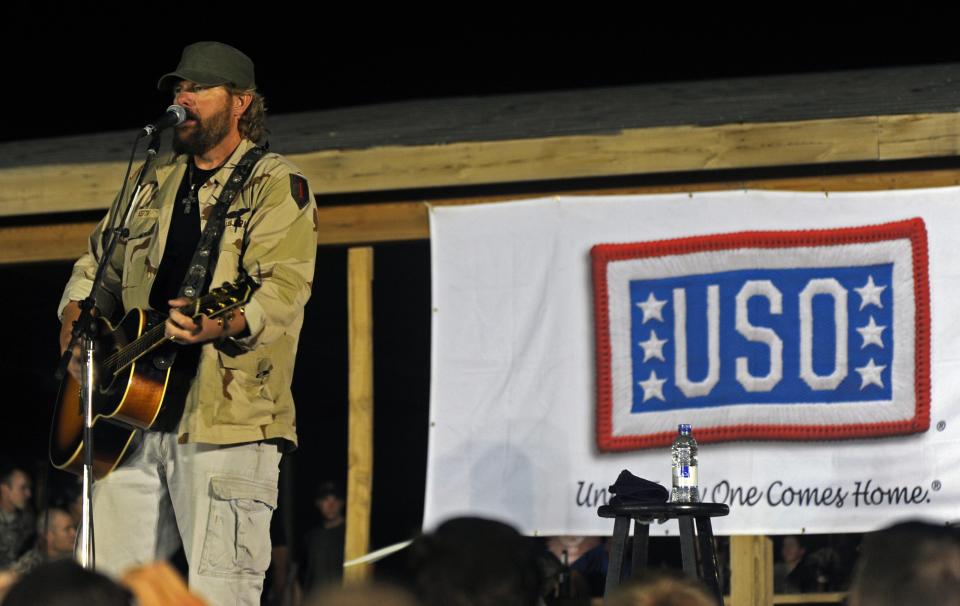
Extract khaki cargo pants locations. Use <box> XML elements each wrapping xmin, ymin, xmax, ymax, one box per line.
<box><xmin>85</xmin><ymin>431</ymin><xmax>281</xmax><ymax>606</ymax></box>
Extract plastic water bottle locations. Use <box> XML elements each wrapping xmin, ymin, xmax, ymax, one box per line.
<box><xmin>670</xmin><ymin>424</ymin><xmax>699</xmax><ymax>503</ymax></box>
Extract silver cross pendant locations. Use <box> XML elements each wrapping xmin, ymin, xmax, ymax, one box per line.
<box><xmin>183</xmin><ymin>192</ymin><xmax>196</xmax><ymax>214</ymax></box>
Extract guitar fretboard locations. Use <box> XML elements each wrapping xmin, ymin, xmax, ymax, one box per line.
<box><xmin>104</xmin><ymin>321</ymin><xmax>169</xmax><ymax>374</ymax></box>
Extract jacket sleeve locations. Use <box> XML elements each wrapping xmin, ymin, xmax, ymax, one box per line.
<box><xmin>56</xmin><ymin>159</ymin><xmax>161</xmax><ymax>322</ymax></box>
<box><xmin>57</xmin><ymin>210</ymin><xmax>125</xmax><ymax>321</ymax></box>
<box><xmin>231</xmin><ymin>165</ymin><xmax>317</xmax><ymax>348</ymax></box>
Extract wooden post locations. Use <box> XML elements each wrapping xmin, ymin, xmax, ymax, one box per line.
<box><xmin>344</xmin><ymin>247</ymin><xmax>374</xmax><ymax>584</ymax></box>
<box><xmin>730</xmin><ymin>535</ymin><xmax>773</xmax><ymax>606</ymax></box>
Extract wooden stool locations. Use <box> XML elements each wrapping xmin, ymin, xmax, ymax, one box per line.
<box><xmin>597</xmin><ymin>502</ymin><xmax>729</xmax><ymax>602</ymax></box>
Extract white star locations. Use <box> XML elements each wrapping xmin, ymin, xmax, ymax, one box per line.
<box><xmin>638</xmin><ymin>370</ymin><xmax>667</xmax><ymax>402</ymax></box>
<box><xmin>856</xmin><ymin>316</ymin><xmax>886</xmax><ymax>349</ymax></box>
<box><xmin>636</xmin><ymin>293</ymin><xmax>667</xmax><ymax>323</ymax></box>
<box><xmin>854</xmin><ymin>275</ymin><xmax>886</xmax><ymax>310</ymax></box>
<box><xmin>639</xmin><ymin>330</ymin><xmax>668</xmax><ymax>362</ymax></box>
<box><xmin>855</xmin><ymin>358</ymin><xmax>886</xmax><ymax>389</ymax></box>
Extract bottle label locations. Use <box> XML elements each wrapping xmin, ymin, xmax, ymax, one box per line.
<box><xmin>673</xmin><ymin>465</ymin><xmax>698</xmax><ymax>487</ymax></box>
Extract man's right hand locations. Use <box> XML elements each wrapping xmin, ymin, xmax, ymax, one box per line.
<box><xmin>59</xmin><ymin>301</ymin><xmax>84</xmax><ymax>382</ymax></box>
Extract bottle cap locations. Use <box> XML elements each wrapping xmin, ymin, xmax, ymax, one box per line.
<box><xmin>679</xmin><ymin>424</ymin><xmax>692</xmax><ymax>434</ymax></box>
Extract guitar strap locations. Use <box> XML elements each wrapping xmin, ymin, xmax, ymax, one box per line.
<box><xmin>144</xmin><ymin>145</ymin><xmax>267</xmax><ymax>431</ymax></box>
<box><xmin>177</xmin><ymin>145</ymin><xmax>267</xmax><ymax>299</ymax></box>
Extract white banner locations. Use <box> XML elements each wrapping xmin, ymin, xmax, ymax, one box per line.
<box><xmin>424</xmin><ymin>189</ymin><xmax>960</xmax><ymax>536</ymax></box>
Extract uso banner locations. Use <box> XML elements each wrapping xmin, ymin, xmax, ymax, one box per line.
<box><xmin>424</xmin><ymin>189</ymin><xmax>959</xmax><ymax>536</ymax></box>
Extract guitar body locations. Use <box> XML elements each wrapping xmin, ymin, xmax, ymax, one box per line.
<box><xmin>49</xmin><ymin>309</ymin><xmax>180</xmax><ymax>479</ymax></box>
<box><xmin>50</xmin><ymin>279</ymin><xmax>254</xmax><ymax>479</ymax></box>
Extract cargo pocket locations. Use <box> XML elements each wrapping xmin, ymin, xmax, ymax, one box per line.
<box><xmin>198</xmin><ymin>475</ymin><xmax>278</xmax><ymax>578</ymax></box>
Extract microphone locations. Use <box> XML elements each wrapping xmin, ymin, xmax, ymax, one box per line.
<box><xmin>142</xmin><ymin>105</ymin><xmax>187</xmax><ymax>137</ymax></box>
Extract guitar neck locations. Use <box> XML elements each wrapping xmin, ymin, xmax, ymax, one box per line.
<box><xmin>106</xmin><ymin>311</ymin><xmax>181</xmax><ymax>376</ymax></box>
<box><xmin>106</xmin><ymin>281</ymin><xmax>252</xmax><ymax>376</ymax></box>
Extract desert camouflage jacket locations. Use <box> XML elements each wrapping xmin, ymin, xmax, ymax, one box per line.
<box><xmin>59</xmin><ymin>138</ymin><xmax>317</xmax><ymax>447</ymax></box>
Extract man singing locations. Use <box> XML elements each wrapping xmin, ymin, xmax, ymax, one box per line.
<box><xmin>58</xmin><ymin>41</ymin><xmax>316</xmax><ymax>604</ymax></box>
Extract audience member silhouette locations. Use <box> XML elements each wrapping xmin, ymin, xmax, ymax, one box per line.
<box><xmin>848</xmin><ymin>520</ymin><xmax>960</xmax><ymax>606</ymax></box>
<box><xmin>408</xmin><ymin>517</ymin><xmax>543</xmax><ymax>606</ymax></box>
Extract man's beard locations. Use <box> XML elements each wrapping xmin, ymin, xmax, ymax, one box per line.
<box><xmin>172</xmin><ymin>101</ymin><xmax>232</xmax><ymax>156</ymax></box>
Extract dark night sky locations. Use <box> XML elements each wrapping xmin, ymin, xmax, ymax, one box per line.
<box><xmin>1</xmin><ymin>11</ymin><xmax>958</xmax><ymax>552</ymax></box>
<box><xmin>2</xmin><ymin>14</ymin><xmax>959</xmax><ymax>142</ymax></box>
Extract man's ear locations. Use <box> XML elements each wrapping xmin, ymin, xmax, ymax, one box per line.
<box><xmin>234</xmin><ymin>92</ymin><xmax>253</xmax><ymax>117</ymax></box>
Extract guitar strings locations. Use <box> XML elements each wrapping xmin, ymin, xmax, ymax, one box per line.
<box><xmin>104</xmin><ymin>323</ymin><xmax>166</xmax><ymax>372</ymax></box>
<box><xmin>102</xmin><ymin>296</ymin><xmax>241</xmax><ymax>373</ymax></box>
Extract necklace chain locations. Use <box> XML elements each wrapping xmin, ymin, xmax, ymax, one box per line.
<box><xmin>183</xmin><ymin>163</ymin><xmax>198</xmax><ymax>215</ymax></box>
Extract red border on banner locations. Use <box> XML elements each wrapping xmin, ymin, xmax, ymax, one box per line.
<box><xmin>591</xmin><ymin>218</ymin><xmax>930</xmax><ymax>452</ymax></box>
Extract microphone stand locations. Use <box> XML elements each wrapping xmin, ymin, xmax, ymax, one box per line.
<box><xmin>54</xmin><ymin>130</ymin><xmax>163</xmax><ymax>570</ymax></box>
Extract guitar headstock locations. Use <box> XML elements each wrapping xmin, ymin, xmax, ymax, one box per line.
<box><xmin>183</xmin><ymin>275</ymin><xmax>258</xmax><ymax>320</ymax></box>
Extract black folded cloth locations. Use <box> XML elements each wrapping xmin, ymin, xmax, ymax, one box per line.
<box><xmin>608</xmin><ymin>469</ymin><xmax>668</xmax><ymax>506</ymax></box>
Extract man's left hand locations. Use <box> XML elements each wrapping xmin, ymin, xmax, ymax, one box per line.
<box><xmin>165</xmin><ymin>297</ymin><xmax>248</xmax><ymax>344</ymax></box>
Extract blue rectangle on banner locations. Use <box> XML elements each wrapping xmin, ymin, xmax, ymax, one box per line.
<box><xmin>629</xmin><ymin>264</ymin><xmax>894</xmax><ymax>412</ymax></box>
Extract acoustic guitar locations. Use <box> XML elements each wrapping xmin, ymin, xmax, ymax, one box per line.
<box><xmin>49</xmin><ymin>278</ymin><xmax>255</xmax><ymax>479</ymax></box>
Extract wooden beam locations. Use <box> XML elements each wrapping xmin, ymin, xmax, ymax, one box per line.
<box><xmin>318</xmin><ymin>200</ymin><xmax>430</xmax><ymax>245</ymax></box>
<box><xmin>0</xmin><ymin>162</ymin><xmax>127</xmax><ymax>217</ymax></box>
<box><xmin>295</xmin><ymin>116</ymin><xmax>882</xmax><ymax>194</ymax></box>
<box><xmin>3</xmin><ymin>113</ymin><xmax>960</xmax><ymax>218</ymax></box>
<box><xmin>7</xmin><ymin>167</ymin><xmax>960</xmax><ymax>265</ymax></box>
<box><xmin>0</xmin><ymin>222</ymin><xmax>92</xmax><ymax>264</ymax></box>
<box><xmin>730</xmin><ymin>535</ymin><xmax>773</xmax><ymax>606</ymax></box>
<box><xmin>880</xmin><ymin>113</ymin><xmax>960</xmax><ymax>159</ymax></box>
<box><xmin>344</xmin><ymin>247</ymin><xmax>374</xmax><ymax>584</ymax></box>
<box><xmin>773</xmin><ymin>593</ymin><xmax>847</xmax><ymax>604</ymax></box>
<box><xmin>312</xmin><ymin>166</ymin><xmax>960</xmax><ymax>245</ymax></box>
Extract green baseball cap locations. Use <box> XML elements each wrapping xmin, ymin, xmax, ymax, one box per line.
<box><xmin>157</xmin><ymin>41</ymin><xmax>255</xmax><ymax>91</ymax></box>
